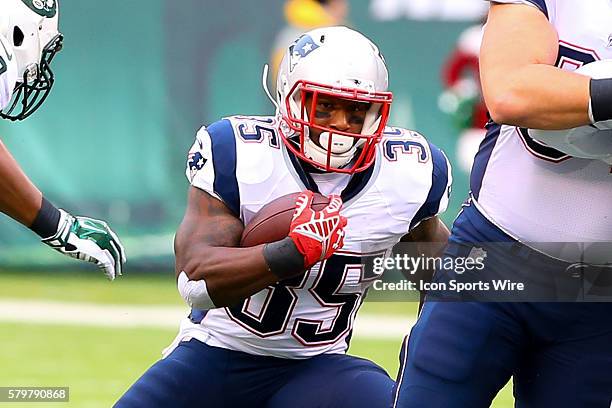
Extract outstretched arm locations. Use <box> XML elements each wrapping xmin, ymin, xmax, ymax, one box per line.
<box><xmin>0</xmin><ymin>139</ymin><xmax>43</xmax><ymax>227</ymax></box>
<box><xmin>0</xmin><ymin>139</ymin><xmax>126</xmax><ymax>279</ymax></box>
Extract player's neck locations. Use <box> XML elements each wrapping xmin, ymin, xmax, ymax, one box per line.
<box><xmin>300</xmin><ymin>160</ymin><xmax>326</xmax><ymax>174</ymax></box>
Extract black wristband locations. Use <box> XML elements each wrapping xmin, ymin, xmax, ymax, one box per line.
<box><xmin>30</xmin><ymin>197</ymin><xmax>61</xmax><ymax>238</ymax></box>
<box><xmin>589</xmin><ymin>78</ymin><xmax>612</xmax><ymax>122</ymax></box>
<box><xmin>263</xmin><ymin>237</ymin><xmax>305</xmax><ymax>281</ymax></box>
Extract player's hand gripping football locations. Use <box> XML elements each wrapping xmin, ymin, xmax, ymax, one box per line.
<box><xmin>288</xmin><ymin>191</ymin><xmax>347</xmax><ymax>268</ymax></box>
<box><xmin>41</xmin><ymin>209</ymin><xmax>126</xmax><ymax>280</ymax></box>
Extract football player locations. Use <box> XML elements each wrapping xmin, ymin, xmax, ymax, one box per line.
<box><xmin>0</xmin><ymin>0</ymin><xmax>125</xmax><ymax>279</ymax></box>
<box><xmin>394</xmin><ymin>1</ymin><xmax>612</xmax><ymax>407</ymax></box>
<box><xmin>115</xmin><ymin>26</ymin><xmax>451</xmax><ymax>407</ymax></box>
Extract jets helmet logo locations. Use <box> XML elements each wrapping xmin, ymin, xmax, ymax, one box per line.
<box><xmin>288</xmin><ymin>34</ymin><xmax>320</xmax><ymax>72</ymax></box>
<box><xmin>21</xmin><ymin>0</ymin><xmax>57</xmax><ymax>18</ymax></box>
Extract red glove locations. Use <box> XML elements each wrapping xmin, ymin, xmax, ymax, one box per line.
<box><xmin>288</xmin><ymin>191</ymin><xmax>348</xmax><ymax>269</ymax></box>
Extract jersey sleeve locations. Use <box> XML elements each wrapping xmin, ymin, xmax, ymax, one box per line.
<box><xmin>185</xmin><ymin>119</ymin><xmax>241</xmax><ymax>216</ymax></box>
<box><xmin>410</xmin><ymin>142</ymin><xmax>453</xmax><ymax>229</ymax></box>
<box><xmin>0</xmin><ymin>34</ymin><xmax>18</xmax><ymax>112</ymax></box>
<box><xmin>485</xmin><ymin>0</ymin><xmax>549</xmax><ymax>18</ymax></box>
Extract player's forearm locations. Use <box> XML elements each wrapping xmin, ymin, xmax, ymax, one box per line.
<box><xmin>0</xmin><ymin>140</ymin><xmax>43</xmax><ymax>226</ymax></box>
<box><xmin>174</xmin><ymin>189</ymin><xmax>309</xmax><ymax>308</ymax></box>
<box><xmin>174</xmin><ymin>211</ymin><xmax>283</xmax><ymax>306</ymax></box>
<box><xmin>482</xmin><ymin>64</ymin><xmax>591</xmax><ymax>129</ymax></box>
<box><xmin>177</xmin><ymin>243</ymin><xmax>281</xmax><ymax>307</ymax></box>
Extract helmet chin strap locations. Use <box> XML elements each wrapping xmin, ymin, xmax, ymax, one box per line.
<box><xmin>261</xmin><ymin>64</ymin><xmax>280</xmax><ymax>114</ymax></box>
<box><xmin>304</xmin><ymin>132</ymin><xmax>358</xmax><ymax>169</ymax></box>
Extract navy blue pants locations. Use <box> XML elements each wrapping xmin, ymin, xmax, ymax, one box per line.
<box><xmin>115</xmin><ymin>339</ymin><xmax>394</xmax><ymax>408</ymax></box>
<box><xmin>394</xmin><ymin>202</ymin><xmax>612</xmax><ymax>408</ymax></box>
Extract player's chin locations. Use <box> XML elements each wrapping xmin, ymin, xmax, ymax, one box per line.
<box><xmin>308</xmin><ymin>130</ymin><xmax>322</xmax><ymax>146</ymax></box>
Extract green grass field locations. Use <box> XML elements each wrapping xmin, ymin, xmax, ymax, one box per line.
<box><xmin>0</xmin><ymin>270</ymin><xmax>513</xmax><ymax>407</ymax></box>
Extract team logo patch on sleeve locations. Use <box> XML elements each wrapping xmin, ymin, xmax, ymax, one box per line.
<box><xmin>188</xmin><ymin>151</ymin><xmax>207</xmax><ymax>180</ymax></box>
<box><xmin>21</xmin><ymin>0</ymin><xmax>57</xmax><ymax>17</ymax></box>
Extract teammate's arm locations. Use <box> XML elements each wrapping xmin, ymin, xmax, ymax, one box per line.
<box><xmin>481</xmin><ymin>3</ymin><xmax>592</xmax><ymax>129</ymax></box>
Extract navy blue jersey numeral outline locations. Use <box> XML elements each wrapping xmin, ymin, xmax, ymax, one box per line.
<box><xmin>226</xmin><ymin>272</ymin><xmax>308</xmax><ymax>337</ymax></box>
<box><xmin>226</xmin><ymin>254</ymin><xmax>380</xmax><ymax>346</ymax></box>
<box><xmin>383</xmin><ymin>139</ymin><xmax>428</xmax><ymax>163</ymax></box>
<box><xmin>236</xmin><ymin>119</ymin><xmax>280</xmax><ymax>148</ymax></box>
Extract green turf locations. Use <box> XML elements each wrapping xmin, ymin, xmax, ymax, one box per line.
<box><xmin>0</xmin><ymin>323</ymin><xmax>513</xmax><ymax>407</ymax></box>
<box><xmin>360</xmin><ymin>300</ymin><xmax>419</xmax><ymax>316</ymax></box>
<box><xmin>0</xmin><ymin>270</ymin><xmax>418</xmax><ymax>315</ymax></box>
<box><xmin>0</xmin><ymin>269</ymin><xmax>181</xmax><ymax>305</ymax></box>
<box><xmin>0</xmin><ymin>323</ymin><xmax>173</xmax><ymax>407</ymax></box>
<box><xmin>0</xmin><ymin>271</ymin><xmax>514</xmax><ymax>406</ymax></box>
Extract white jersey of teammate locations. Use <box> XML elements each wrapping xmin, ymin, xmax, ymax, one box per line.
<box><xmin>169</xmin><ymin>115</ymin><xmax>451</xmax><ymax>359</ymax></box>
<box><xmin>475</xmin><ymin>0</ymin><xmax>612</xmax><ymax>261</ymax></box>
<box><xmin>0</xmin><ymin>34</ymin><xmax>18</xmax><ymax>111</ymax></box>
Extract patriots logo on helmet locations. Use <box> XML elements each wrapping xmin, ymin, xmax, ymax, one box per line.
<box><xmin>22</xmin><ymin>0</ymin><xmax>57</xmax><ymax>18</ymax></box>
<box><xmin>188</xmin><ymin>151</ymin><xmax>207</xmax><ymax>180</ymax></box>
<box><xmin>289</xmin><ymin>34</ymin><xmax>320</xmax><ymax>72</ymax></box>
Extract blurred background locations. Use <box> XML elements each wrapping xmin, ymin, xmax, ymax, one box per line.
<box><xmin>0</xmin><ymin>0</ymin><xmax>488</xmax><ymax>268</ymax></box>
<box><xmin>0</xmin><ymin>1</ymin><xmax>513</xmax><ymax>407</ymax></box>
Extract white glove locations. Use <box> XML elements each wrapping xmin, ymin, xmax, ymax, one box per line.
<box><xmin>42</xmin><ymin>209</ymin><xmax>126</xmax><ymax>280</ymax></box>
<box><xmin>177</xmin><ymin>271</ymin><xmax>216</xmax><ymax>310</ymax></box>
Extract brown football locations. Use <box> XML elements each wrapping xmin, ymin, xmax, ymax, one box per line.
<box><xmin>240</xmin><ymin>192</ymin><xmax>330</xmax><ymax>247</ymax></box>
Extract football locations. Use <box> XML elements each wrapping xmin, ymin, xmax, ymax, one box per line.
<box><xmin>240</xmin><ymin>192</ymin><xmax>330</xmax><ymax>247</ymax></box>
<box><xmin>529</xmin><ymin>59</ymin><xmax>612</xmax><ymax>164</ymax></box>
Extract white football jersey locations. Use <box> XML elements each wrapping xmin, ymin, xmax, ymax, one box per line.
<box><xmin>476</xmin><ymin>0</ymin><xmax>612</xmax><ymax>260</ymax></box>
<box><xmin>170</xmin><ymin>115</ymin><xmax>451</xmax><ymax>359</ymax></box>
<box><xmin>0</xmin><ymin>34</ymin><xmax>17</xmax><ymax>111</ymax></box>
